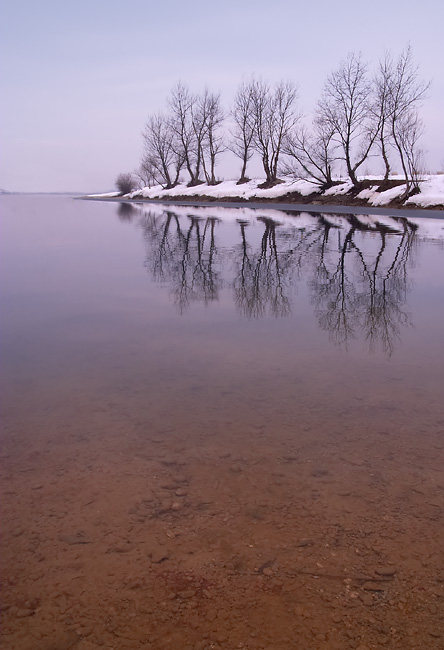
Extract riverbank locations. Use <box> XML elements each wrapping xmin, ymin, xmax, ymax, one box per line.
<box><xmin>88</xmin><ymin>175</ymin><xmax>444</xmax><ymax>211</ymax></box>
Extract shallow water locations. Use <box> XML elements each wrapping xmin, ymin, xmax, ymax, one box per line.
<box><xmin>1</xmin><ymin>196</ymin><xmax>444</xmax><ymax>649</ymax></box>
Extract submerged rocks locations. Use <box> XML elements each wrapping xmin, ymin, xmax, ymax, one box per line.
<box><xmin>362</xmin><ymin>581</ymin><xmax>387</xmax><ymax>592</ymax></box>
<box><xmin>14</xmin><ymin>607</ymin><xmax>34</xmax><ymax>618</ymax></box>
<box><xmin>295</xmin><ymin>538</ymin><xmax>312</xmax><ymax>548</ymax></box>
<box><xmin>375</xmin><ymin>566</ymin><xmax>397</xmax><ymax>577</ymax></box>
<box><xmin>147</xmin><ymin>543</ymin><xmax>170</xmax><ymax>563</ymax></box>
<box><xmin>59</xmin><ymin>533</ymin><xmax>92</xmax><ymax>545</ymax></box>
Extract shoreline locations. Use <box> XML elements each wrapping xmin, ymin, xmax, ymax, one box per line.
<box><xmin>80</xmin><ymin>194</ymin><xmax>444</xmax><ymax>220</ymax></box>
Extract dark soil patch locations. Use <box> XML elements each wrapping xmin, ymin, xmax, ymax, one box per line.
<box><xmin>375</xmin><ymin>178</ymin><xmax>407</xmax><ymax>193</ymax></box>
<box><xmin>257</xmin><ymin>179</ymin><xmax>285</xmax><ymax>190</ymax></box>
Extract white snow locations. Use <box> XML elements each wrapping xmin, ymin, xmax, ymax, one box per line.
<box><xmin>127</xmin><ymin>178</ymin><xmax>317</xmax><ymax>201</ymax></box>
<box><xmin>323</xmin><ymin>181</ymin><xmax>354</xmax><ymax>196</ymax></box>
<box><xmin>356</xmin><ymin>185</ymin><xmax>406</xmax><ymax>206</ymax></box>
<box><xmin>89</xmin><ymin>174</ymin><xmax>444</xmax><ymax>209</ymax></box>
<box><xmin>87</xmin><ymin>191</ymin><xmax>122</xmax><ymax>198</ymax></box>
<box><xmin>354</xmin><ymin>177</ymin><xmax>444</xmax><ymax>208</ymax></box>
<box><xmin>405</xmin><ymin>174</ymin><xmax>444</xmax><ymax>207</ymax></box>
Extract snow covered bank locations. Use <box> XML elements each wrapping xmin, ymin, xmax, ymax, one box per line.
<box><xmin>86</xmin><ymin>174</ymin><xmax>444</xmax><ymax>210</ymax></box>
<box><xmin>405</xmin><ymin>175</ymin><xmax>444</xmax><ymax>208</ymax></box>
<box><xmin>127</xmin><ymin>178</ymin><xmax>317</xmax><ymax>201</ymax></box>
<box><xmin>355</xmin><ymin>175</ymin><xmax>444</xmax><ymax>208</ymax></box>
<box><xmin>87</xmin><ymin>191</ymin><xmax>122</xmax><ymax>198</ymax></box>
<box><xmin>132</xmin><ymin>175</ymin><xmax>444</xmax><ymax>208</ymax></box>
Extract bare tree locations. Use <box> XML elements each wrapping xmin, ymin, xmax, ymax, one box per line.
<box><xmin>134</xmin><ymin>158</ymin><xmax>157</xmax><ymax>189</ymax></box>
<box><xmin>142</xmin><ymin>113</ymin><xmax>184</xmax><ymax>189</ymax></box>
<box><xmin>168</xmin><ymin>83</ymin><xmax>224</xmax><ymax>187</ymax></box>
<box><xmin>251</xmin><ymin>79</ymin><xmax>300</xmax><ymax>186</ymax></box>
<box><xmin>282</xmin><ymin>113</ymin><xmax>337</xmax><ymax>189</ymax></box>
<box><xmin>188</xmin><ymin>90</ymin><xmax>211</xmax><ymax>185</ymax></box>
<box><xmin>373</xmin><ymin>53</ymin><xmax>394</xmax><ymax>183</ymax></box>
<box><xmin>318</xmin><ymin>53</ymin><xmax>380</xmax><ymax>187</ymax></box>
<box><xmin>168</xmin><ymin>82</ymin><xmax>198</xmax><ymax>185</ymax></box>
<box><xmin>396</xmin><ymin>109</ymin><xmax>425</xmax><ymax>194</ymax></box>
<box><xmin>385</xmin><ymin>46</ymin><xmax>430</xmax><ymax>198</ymax></box>
<box><xmin>138</xmin><ymin>49</ymin><xmax>429</xmax><ymax>194</ymax></box>
<box><xmin>230</xmin><ymin>81</ymin><xmax>257</xmax><ymax>183</ymax></box>
<box><xmin>201</xmin><ymin>92</ymin><xmax>225</xmax><ymax>185</ymax></box>
<box><xmin>115</xmin><ymin>172</ymin><xmax>136</xmax><ymax>195</ymax></box>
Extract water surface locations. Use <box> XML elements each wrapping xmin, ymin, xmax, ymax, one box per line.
<box><xmin>1</xmin><ymin>196</ymin><xmax>444</xmax><ymax>649</ymax></box>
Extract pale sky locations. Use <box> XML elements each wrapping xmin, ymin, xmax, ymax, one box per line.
<box><xmin>1</xmin><ymin>0</ymin><xmax>443</xmax><ymax>192</ymax></box>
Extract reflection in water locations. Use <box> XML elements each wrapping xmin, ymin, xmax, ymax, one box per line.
<box><xmin>142</xmin><ymin>211</ymin><xmax>222</xmax><ymax>312</ymax></box>
<box><xmin>117</xmin><ymin>201</ymin><xmax>136</xmax><ymax>222</ymax></box>
<box><xmin>124</xmin><ymin>205</ymin><xmax>422</xmax><ymax>355</ymax></box>
<box><xmin>309</xmin><ymin>215</ymin><xmax>416</xmax><ymax>355</ymax></box>
<box><xmin>233</xmin><ymin>218</ymin><xmax>292</xmax><ymax>318</ymax></box>
<box><xmin>2</xmin><ymin>196</ymin><xmax>444</xmax><ymax>650</ymax></box>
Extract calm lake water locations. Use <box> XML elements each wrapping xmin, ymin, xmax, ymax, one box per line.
<box><xmin>1</xmin><ymin>195</ymin><xmax>444</xmax><ymax>650</ymax></box>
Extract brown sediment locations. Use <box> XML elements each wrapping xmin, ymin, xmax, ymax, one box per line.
<box><xmin>2</xmin><ymin>400</ymin><xmax>443</xmax><ymax>649</ymax></box>
<box><xmin>1</xmin><ymin>197</ymin><xmax>443</xmax><ymax>650</ymax></box>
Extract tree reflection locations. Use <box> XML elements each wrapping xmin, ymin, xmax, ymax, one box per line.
<box><xmin>309</xmin><ymin>215</ymin><xmax>416</xmax><ymax>355</ymax></box>
<box><xmin>233</xmin><ymin>218</ymin><xmax>292</xmax><ymax>318</ymax></box>
<box><xmin>360</xmin><ymin>219</ymin><xmax>417</xmax><ymax>355</ymax></box>
<box><xmin>141</xmin><ymin>211</ymin><xmax>222</xmax><ymax>313</ymax></box>
<box><xmin>117</xmin><ymin>202</ymin><xmax>136</xmax><ymax>222</ymax></box>
<box><xmin>135</xmin><ymin>206</ymin><xmax>420</xmax><ymax>355</ymax></box>
<box><xmin>309</xmin><ymin>221</ymin><xmax>357</xmax><ymax>346</ymax></box>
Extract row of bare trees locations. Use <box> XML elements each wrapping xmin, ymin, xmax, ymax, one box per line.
<box><xmin>136</xmin><ymin>84</ymin><xmax>225</xmax><ymax>190</ymax></box>
<box><xmin>126</xmin><ymin>46</ymin><xmax>429</xmax><ymax>199</ymax></box>
<box><xmin>283</xmin><ymin>46</ymin><xmax>429</xmax><ymax>198</ymax></box>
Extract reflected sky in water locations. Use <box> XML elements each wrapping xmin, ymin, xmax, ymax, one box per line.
<box><xmin>1</xmin><ymin>195</ymin><xmax>443</xmax><ymax>431</ymax></box>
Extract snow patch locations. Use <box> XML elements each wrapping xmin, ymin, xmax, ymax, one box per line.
<box><xmin>368</xmin><ymin>186</ymin><xmax>406</xmax><ymax>206</ymax></box>
<box><xmin>322</xmin><ymin>182</ymin><xmax>354</xmax><ymax>196</ymax></box>
<box><xmin>88</xmin><ymin>191</ymin><xmax>122</xmax><ymax>198</ymax></box>
<box><xmin>405</xmin><ymin>175</ymin><xmax>444</xmax><ymax>207</ymax></box>
<box><xmin>128</xmin><ymin>178</ymin><xmax>320</xmax><ymax>201</ymax></box>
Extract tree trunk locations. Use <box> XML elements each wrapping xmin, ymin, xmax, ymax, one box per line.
<box><xmin>262</xmin><ymin>152</ymin><xmax>272</xmax><ymax>184</ymax></box>
<box><xmin>210</xmin><ymin>153</ymin><xmax>216</xmax><ymax>185</ymax></box>
<box><xmin>380</xmin><ymin>124</ymin><xmax>391</xmax><ymax>182</ymax></box>
<box><xmin>391</xmin><ymin>120</ymin><xmax>411</xmax><ymax>200</ymax></box>
<box><xmin>346</xmin><ymin>160</ymin><xmax>358</xmax><ymax>187</ymax></box>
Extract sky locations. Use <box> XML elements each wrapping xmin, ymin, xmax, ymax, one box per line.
<box><xmin>1</xmin><ymin>0</ymin><xmax>443</xmax><ymax>193</ymax></box>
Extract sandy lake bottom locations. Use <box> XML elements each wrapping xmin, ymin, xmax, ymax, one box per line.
<box><xmin>1</xmin><ymin>196</ymin><xmax>443</xmax><ymax>649</ymax></box>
